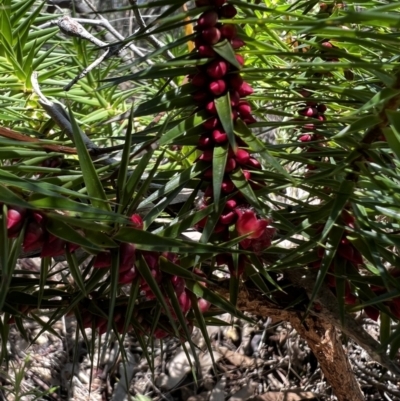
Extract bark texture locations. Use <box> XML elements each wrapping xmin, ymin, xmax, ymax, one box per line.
<box><xmin>218</xmin><ymin>286</ymin><xmax>366</xmax><ymax>401</ymax></box>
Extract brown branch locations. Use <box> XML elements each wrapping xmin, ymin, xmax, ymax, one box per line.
<box><xmin>216</xmin><ymin>282</ymin><xmax>398</xmax><ymax>401</ymax></box>
<box><xmin>285</xmin><ymin>270</ymin><xmax>400</xmax><ymax>376</ymax></box>
<box><xmin>0</xmin><ymin>127</ymin><xmax>77</xmax><ymax>154</ymax></box>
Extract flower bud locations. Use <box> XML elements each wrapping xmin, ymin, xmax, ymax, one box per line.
<box><xmin>219</xmin><ymin>211</ymin><xmax>237</xmax><ymax>225</ymax></box>
<box><xmin>317</xmin><ymin>103</ymin><xmax>327</xmax><ymax>113</ymax></box>
<box><xmin>197</xmin><ymin>10</ymin><xmax>219</xmax><ymax>27</ymax></box>
<box><xmin>322</xmin><ymin>41</ymin><xmax>333</xmax><ymax>48</ymax></box>
<box><xmin>364</xmin><ymin>306</ymin><xmax>379</xmax><ymax>321</ymax></box>
<box><xmin>204</xmin><ymin>185</ymin><xmax>213</xmax><ymax>197</ymax></box>
<box><xmin>142</xmin><ymin>251</ymin><xmax>160</xmax><ymax>270</ymax></box>
<box><xmin>93</xmin><ymin>252</ymin><xmax>112</xmax><ymax>268</ymax></box>
<box><xmin>202</xmin><ymin>27</ymin><xmax>221</xmax><ymax>45</ymax></box>
<box><xmin>212</xmin><ymin>129</ymin><xmax>228</xmax><ymax>144</ymax></box>
<box><xmin>225</xmin><ymin>199</ymin><xmax>237</xmax><ymax>210</ymax></box>
<box><xmin>243</xmin><ymin>170</ymin><xmax>251</xmax><ymax>180</ymax></box>
<box><xmin>206</xmin><ymin>59</ymin><xmax>228</xmax><ymax>79</ymax></box>
<box><xmin>119</xmin><ymin>268</ymin><xmax>137</xmax><ymax>284</ymax></box>
<box><xmin>299</xmin><ymin>134</ymin><xmax>313</xmax><ymax>142</ymax></box>
<box><xmin>41</xmin><ymin>234</ymin><xmax>66</xmax><ymax>258</ymax></box>
<box><xmin>214</xmin><ymin>223</ymin><xmax>227</xmax><ymax>233</ymax></box>
<box><xmin>192</xmin><ymin>91</ymin><xmax>208</xmax><ymax>103</ymax></box>
<box><xmin>303</xmin><ymin>123</ymin><xmax>315</xmax><ymax>130</ymax></box>
<box><xmin>215</xmin><ymin>0</ymin><xmax>227</xmax><ymax>6</ymax></box>
<box><xmin>198</xmin><ymin>149</ymin><xmax>213</xmax><ymax>162</ymax></box>
<box><xmin>198</xmin><ymin>45</ymin><xmax>216</xmax><ymax>58</ymax></box>
<box><xmin>191</xmin><ymin>73</ymin><xmax>208</xmax><ymax>87</ymax></box>
<box><xmin>242</xmin><ymin>116</ymin><xmax>257</xmax><ymax>124</ymax></box>
<box><xmin>203</xmin><ymin>168</ymin><xmax>213</xmax><ymax>180</ymax></box>
<box><xmin>299</xmin><ymin>89</ymin><xmax>312</xmax><ymax>98</ymax></box>
<box><xmin>235</xmin><ymin>54</ymin><xmax>244</xmax><ymax>66</ymax></box>
<box><xmin>235</xmin><ymin>149</ymin><xmax>250</xmax><ymax>165</ymax></box>
<box><xmin>231</xmin><ymin>38</ymin><xmax>245</xmax><ymax>49</ymax></box>
<box><xmin>220</xmin><ymin>24</ymin><xmax>237</xmax><ymax>40</ymax></box>
<box><xmin>171</xmin><ymin>275</ymin><xmax>186</xmax><ymax>296</ymax></box>
<box><xmin>221</xmin><ymin>180</ymin><xmax>235</xmax><ymax>193</ymax></box>
<box><xmin>298</xmin><ymin>107</ymin><xmax>317</xmax><ymax>117</ymax></box>
<box><xmin>7</xmin><ymin>207</ymin><xmax>26</xmax><ymax>238</ymax></box>
<box><xmin>238</xmin><ymin>82</ymin><xmax>254</xmax><ymax>97</ymax></box>
<box><xmin>225</xmin><ymin>158</ymin><xmax>237</xmax><ymax>172</ymax></box>
<box><xmin>230</xmin><ymin>91</ymin><xmax>240</xmax><ymax>106</ymax></box>
<box><xmin>154</xmin><ymin>328</ymin><xmax>169</xmax><ymax>339</ymax></box>
<box><xmin>246</xmin><ymin>157</ymin><xmax>261</xmax><ymax>169</ymax></box>
<box><xmin>178</xmin><ymin>290</ymin><xmax>192</xmax><ymax>314</ymax></box>
<box><xmin>119</xmin><ymin>243</ymin><xmax>136</xmax><ymax>273</ymax></box>
<box><xmin>198</xmin><ymin>298</ymin><xmax>211</xmax><ymax>313</ymax></box>
<box><xmin>130</xmin><ymin>214</ymin><xmax>144</xmax><ymax>230</ymax></box>
<box><xmin>237</xmin><ymin>101</ymin><xmax>252</xmax><ymax>116</ymax></box>
<box><xmin>23</xmin><ymin>220</ymin><xmax>45</xmax><ymax>252</ymax></box>
<box><xmin>209</xmin><ymin>79</ymin><xmax>226</xmax><ymax>96</ymax></box>
<box><xmin>220</xmin><ymin>4</ymin><xmax>237</xmax><ymax>18</ymax></box>
<box><xmin>205</xmin><ymin>100</ymin><xmax>217</xmax><ymax>114</ymax></box>
<box><xmin>198</xmin><ymin>134</ymin><xmax>213</xmax><ymax>150</ymax></box>
<box><xmin>228</xmin><ymin>74</ymin><xmax>243</xmax><ymax>90</ymax></box>
<box><xmin>203</xmin><ymin>117</ymin><xmax>219</xmax><ymax>130</ymax></box>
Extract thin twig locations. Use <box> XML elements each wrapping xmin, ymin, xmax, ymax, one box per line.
<box><xmin>31</xmin><ymin>71</ymin><xmax>117</xmax><ymax>164</ymax></box>
<box><xmin>128</xmin><ymin>0</ymin><xmax>175</xmax><ymax>60</ymax></box>
<box><xmin>32</xmin><ymin>72</ymin><xmax>97</xmax><ymax>150</ymax></box>
<box><xmin>38</xmin><ymin>17</ymin><xmax>149</xmax><ymax>61</ymax></box>
<box><xmin>63</xmin><ymin>48</ymin><xmax>110</xmax><ymax>91</ymax></box>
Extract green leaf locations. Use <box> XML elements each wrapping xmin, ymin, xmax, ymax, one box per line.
<box><xmin>45</xmin><ymin>218</ymin><xmax>102</xmax><ymax>252</ymax></box>
<box><xmin>68</xmin><ymin>107</ymin><xmax>111</xmax><ymax>212</ymax></box>
<box><xmin>213</xmin><ymin>144</ymin><xmax>228</xmax><ymax>206</ymax></box>
<box><xmin>65</xmin><ymin>248</ymin><xmax>87</xmax><ymax>297</ymax></box>
<box><xmin>215</xmin><ymin>93</ymin><xmax>236</xmax><ymax>150</ymax></box>
<box><xmin>234</xmin><ymin>119</ymin><xmax>295</xmax><ymax>183</ymax></box>
<box><xmin>115</xmin><ymin>227</ymin><xmax>241</xmax><ymax>254</ymax></box>
<box><xmin>321</xmin><ymin>180</ymin><xmax>354</xmax><ymax>241</ymax></box>
<box><xmin>117</xmin><ymin>107</ymin><xmax>134</xmax><ymax>204</ymax></box>
<box><xmin>230</xmin><ymin>168</ymin><xmax>266</xmax><ymax>214</ymax></box>
<box><xmin>384</xmin><ymin>110</ymin><xmax>400</xmax><ymax>160</ymax></box>
<box><xmin>213</xmin><ymin>39</ymin><xmax>242</xmax><ymax>70</ymax></box>
<box><xmin>307</xmin><ymin>225</ymin><xmax>345</xmax><ymax>313</ymax></box>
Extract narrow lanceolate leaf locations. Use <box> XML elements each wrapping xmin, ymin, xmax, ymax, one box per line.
<box><xmin>384</xmin><ymin>111</ymin><xmax>400</xmax><ymax>160</ymax></box>
<box><xmin>213</xmin><ymin>40</ymin><xmax>242</xmax><ymax>70</ymax></box>
<box><xmin>307</xmin><ymin>225</ymin><xmax>345</xmax><ymax>314</ymax></box>
<box><xmin>136</xmin><ymin>254</ymin><xmax>179</xmax><ymax>337</ymax></box>
<box><xmin>321</xmin><ymin>180</ymin><xmax>354</xmax><ymax>241</ymax></box>
<box><xmin>120</xmin><ymin>149</ymin><xmax>154</xmax><ymax>214</ymax></box>
<box><xmin>115</xmin><ymin>227</ymin><xmax>241</xmax><ymax>254</ymax></box>
<box><xmin>117</xmin><ymin>106</ymin><xmax>134</xmax><ymax>204</ymax></box>
<box><xmin>213</xmin><ymin>144</ymin><xmax>228</xmax><ymax>206</ymax></box>
<box><xmin>67</xmin><ymin>106</ymin><xmax>111</xmax><ymax>212</ymax></box>
<box><xmin>230</xmin><ymin>168</ymin><xmax>266</xmax><ymax>214</ymax></box>
<box><xmin>45</xmin><ymin>218</ymin><xmax>101</xmax><ymax>252</ymax></box>
<box><xmin>234</xmin><ymin>119</ymin><xmax>295</xmax><ymax>183</ymax></box>
<box><xmin>188</xmin><ymin>290</ymin><xmax>218</xmax><ymax>373</ymax></box>
<box><xmin>65</xmin><ymin>248</ymin><xmax>87</xmax><ymax>297</ymax></box>
<box><xmin>215</xmin><ymin>93</ymin><xmax>236</xmax><ymax>150</ymax></box>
